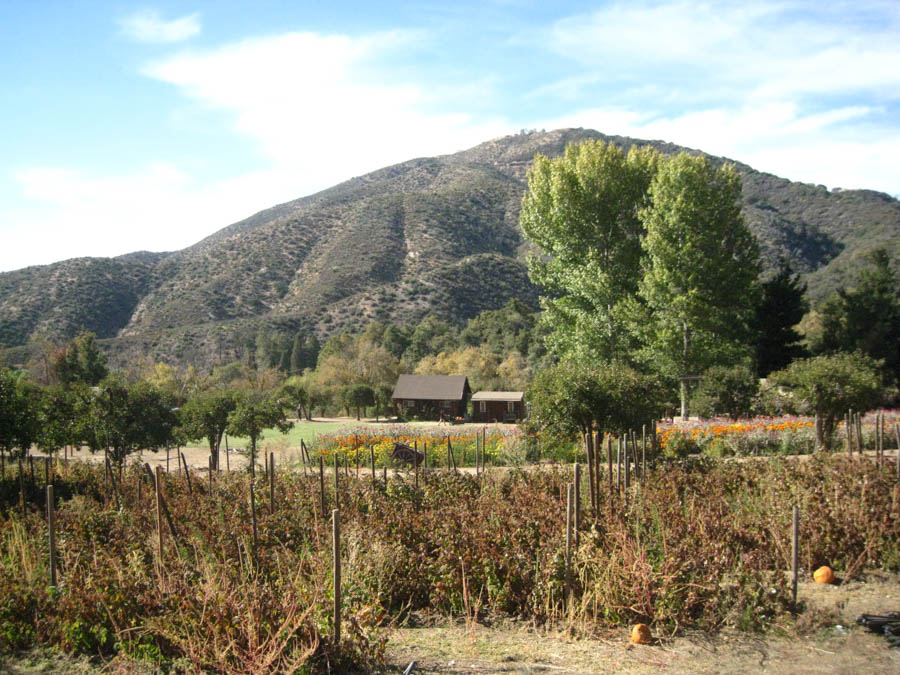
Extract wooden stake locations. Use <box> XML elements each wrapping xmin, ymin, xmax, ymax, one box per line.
<box><xmin>573</xmin><ymin>462</ymin><xmax>581</xmax><ymax>549</ymax></box>
<box><xmin>225</xmin><ymin>436</ymin><xmax>231</xmax><ymax>472</ymax></box>
<box><xmin>894</xmin><ymin>423</ymin><xmax>899</xmax><ymax>478</ymax></box>
<box><xmin>166</xmin><ymin>447</ymin><xmax>170</xmax><ymax>473</ymax></box>
<box><xmin>414</xmin><ymin>440</ymin><xmax>419</xmax><ymax>488</ymax></box>
<box><xmin>249</xmin><ymin>480</ymin><xmax>258</xmax><ymax>562</ymax></box>
<box><xmin>565</xmin><ymin>483</ymin><xmax>573</xmax><ymax>595</ymax></box>
<box><xmin>181</xmin><ymin>452</ymin><xmax>192</xmax><ymax>494</ymax></box>
<box><xmin>370</xmin><ymin>445</ymin><xmax>376</xmax><ymax>490</ymax></box>
<box><xmin>333</xmin><ymin>452</ymin><xmax>339</xmax><ymax>512</ymax></box>
<box><xmin>319</xmin><ymin>456</ymin><xmax>326</xmax><ymax>517</ymax></box>
<box><xmin>105</xmin><ymin>457</ymin><xmax>121</xmax><ymax>511</ymax></box>
<box><xmin>846</xmin><ymin>411</ymin><xmax>853</xmax><ymax>455</ymax></box>
<box><xmin>19</xmin><ymin>458</ymin><xmax>25</xmax><ymax>516</ymax></box>
<box><xmin>155</xmin><ymin>465</ymin><xmax>165</xmax><ymax>560</ymax></box>
<box><xmin>641</xmin><ymin>424</ymin><xmax>647</xmax><ymax>481</ymax></box>
<box><xmin>856</xmin><ymin>412</ymin><xmax>863</xmax><ymax>456</ymax></box>
<box><xmin>791</xmin><ymin>506</ymin><xmax>799</xmax><ymax>606</ymax></box>
<box><xmin>270</xmin><ymin>452</ymin><xmax>275</xmax><ymax>514</ymax></box>
<box><xmin>332</xmin><ymin>509</ymin><xmax>341</xmax><ymax>645</ymax></box>
<box><xmin>607</xmin><ymin>434</ymin><xmax>613</xmax><ymax>499</ymax></box>
<box><xmin>47</xmin><ymin>485</ymin><xmax>57</xmax><ymax>586</ymax></box>
<box><xmin>209</xmin><ymin>455</ymin><xmax>214</xmax><ymax>493</ymax></box>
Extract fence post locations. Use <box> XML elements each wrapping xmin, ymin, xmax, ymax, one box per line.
<box><xmin>856</xmin><ymin>412</ymin><xmax>863</xmax><ymax>456</ymax></box>
<box><xmin>333</xmin><ymin>509</ymin><xmax>341</xmax><ymax>645</ymax></box>
<box><xmin>270</xmin><ymin>452</ymin><xmax>275</xmax><ymax>514</ymax></box>
<box><xmin>792</xmin><ymin>506</ymin><xmax>799</xmax><ymax>606</ymax></box>
<box><xmin>641</xmin><ymin>424</ymin><xmax>647</xmax><ymax>481</ymax></box>
<box><xmin>414</xmin><ymin>440</ymin><xmax>419</xmax><ymax>489</ymax></box>
<box><xmin>370</xmin><ymin>445</ymin><xmax>376</xmax><ymax>491</ymax></box>
<box><xmin>181</xmin><ymin>452</ymin><xmax>192</xmax><ymax>494</ymax></box>
<box><xmin>565</xmin><ymin>483</ymin><xmax>573</xmax><ymax>596</ymax></box>
<box><xmin>19</xmin><ymin>459</ymin><xmax>26</xmax><ymax>516</ymax></box>
<box><xmin>249</xmin><ymin>480</ymin><xmax>258</xmax><ymax>562</ymax></box>
<box><xmin>155</xmin><ymin>466</ymin><xmax>165</xmax><ymax>560</ymax></box>
<box><xmin>225</xmin><ymin>436</ymin><xmax>231</xmax><ymax>472</ymax></box>
<box><xmin>573</xmin><ymin>463</ymin><xmax>581</xmax><ymax>549</ymax></box>
<box><xmin>894</xmin><ymin>423</ymin><xmax>899</xmax><ymax>478</ymax></box>
<box><xmin>606</xmin><ymin>435</ymin><xmax>613</xmax><ymax>499</ymax></box>
<box><xmin>333</xmin><ymin>452</ymin><xmax>339</xmax><ymax>512</ymax></box>
<box><xmin>47</xmin><ymin>485</ymin><xmax>57</xmax><ymax>586</ymax></box>
<box><xmin>319</xmin><ymin>456</ymin><xmax>327</xmax><ymax>517</ymax></box>
<box><xmin>846</xmin><ymin>411</ymin><xmax>852</xmax><ymax>455</ymax></box>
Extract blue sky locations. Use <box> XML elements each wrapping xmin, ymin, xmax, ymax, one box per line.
<box><xmin>2</xmin><ymin>1</ymin><xmax>899</xmax><ymax>272</ymax></box>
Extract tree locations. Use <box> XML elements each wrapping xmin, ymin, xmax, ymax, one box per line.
<box><xmin>691</xmin><ymin>364</ymin><xmax>758</xmax><ymax>420</ymax></box>
<box><xmin>528</xmin><ymin>360</ymin><xmax>664</xmax><ymax>440</ymax></box>
<box><xmin>414</xmin><ymin>346</ymin><xmax>500</xmax><ymax>392</ymax></box>
<box><xmin>227</xmin><ymin>392</ymin><xmax>293</xmax><ymax>473</ymax></box>
<box><xmin>520</xmin><ymin>140</ymin><xmax>660</xmax><ymax>362</ymax></box>
<box><xmin>36</xmin><ymin>383</ymin><xmax>83</xmax><ymax>456</ymax></box>
<box><xmin>770</xmin><ymin>352</ymin><xmax>883</xmax><ymax>449</ymax></box>
<box><xmin>88</xmin><ymin>375</ymin><xmax>179</xmax><ymax>465</ymax></box>
<box><xmin>403</xmin><ymin>315</ymin><xmax>458</xmax><ymax>365</ymax></box>
<box><xmin>341</xmin><ymin>384</ymin><xmax>375</xmax><ymax>420</ymax></box>
<box><xmin>638</xmin><ymin>153</ymin><xmax>761</xmax><ymax>418</ymax></box>
<box><xmin>754</xmin><ymin>260</ymin><xmax>808</xmax><ymax>376</ymax></box>
<box><xmin>52</xmin><ymin>331</ymin><xmax>108</xmax><ymax>386</ymax></box>
<box><xmin>819</xmin><ymin>249</ymin><xmax>899</xmax><ymax>387</ymax></box>
<box><xmin>180</xmin><ymin>388</ymin><xmax>237</xmax><ymax>470</ymax></box>
<box><xmin>0</xmin><ymin>368</ymin><xmax>41</xmax><ymax>458</ymax></box>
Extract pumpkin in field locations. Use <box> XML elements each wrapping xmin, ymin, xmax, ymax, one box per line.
<box><xmin>813</xmin><ymin>566</ymin><xmax>836</xmax><ymax>584</ymax></box>
<box><xmin>631</xmin><ymin>623</ymin><xmax>652</xmax><ymax>644</ymax></box>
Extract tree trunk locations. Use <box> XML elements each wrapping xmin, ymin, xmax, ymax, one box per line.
<box><xmin>680</xmin><ymin>322</ymin><xmax>691</xmax><ymax>419</ymax></box>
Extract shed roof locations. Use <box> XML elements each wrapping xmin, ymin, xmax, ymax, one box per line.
<box><xmin>471</xmin><ymin>391</ymin><xmax>525</xmax><ymax>402</ymax></box>
<box><xmin>392</xmin><ymin>374</ymin><xmax>471</xmax><ymax>401</ymax></box>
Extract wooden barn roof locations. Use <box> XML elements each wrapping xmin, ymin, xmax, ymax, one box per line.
<box><xmin>392</xmin><ymin>375</ymin><xmax>471</xmax><ymax>401</ymax></box>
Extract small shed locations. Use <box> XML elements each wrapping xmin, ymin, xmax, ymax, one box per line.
<box><xmin>392</xmin><ymin>374</ymin><xmax>472</xmax><ymax>421</ymax></box>
<box><xmin>471</xmin><ymin>391</ymin><xmax>525</xmax><ymax>423</ymax></box>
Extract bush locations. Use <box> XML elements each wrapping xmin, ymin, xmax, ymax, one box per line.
<box><xmin>770</xmin><ymin>352</ymin><xmax>883</xmax><ymax>449</ymax></box>
<box><xmin>691</xmin><ymin>364</ymin><xmax>758</xmax><ymax>420</ymax></box>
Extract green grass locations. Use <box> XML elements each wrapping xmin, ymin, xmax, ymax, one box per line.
<box><xmin>183</xmin><ymin>418</ymin><xmax>392</xmax><ymax>451</ymax></box>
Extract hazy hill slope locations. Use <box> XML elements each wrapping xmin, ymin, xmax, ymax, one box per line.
<box><xmin>1</xmin><ymin>128</ymin><xmax>897</xmax><ymax>369</ymax></box>
<box><xmin>0</xmin><ymin>252</ymin><xmax>166</xmax><ymax>347</ymax></box>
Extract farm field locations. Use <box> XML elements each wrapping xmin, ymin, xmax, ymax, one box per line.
<box><xmin>1</xmin><ymin>445</ymin><xmax>898</xmax><ymax>672</ymax></box>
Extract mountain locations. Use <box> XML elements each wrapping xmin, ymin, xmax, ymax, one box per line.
<box><xmin>1</xmin><ymin>128</ymin><xmax>898</xmax><ymax>369</ymax></box>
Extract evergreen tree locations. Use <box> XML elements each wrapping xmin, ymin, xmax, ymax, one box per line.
<box><xmin>820</xmin><ymin>248</ymin><xmax>900</xmax><ymax>386</ymax></box>
<box><xmin>755</xmin><ymin>260</ymin><xmax>808</xmax><ymax>376</ymax></box>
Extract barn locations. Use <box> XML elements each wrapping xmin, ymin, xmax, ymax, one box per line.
<box><xmin>391</xmin><ymin>374</ymin><xmax>472</xmax><ymax>421</ymax></box>
<box><xmin>471</xmin><ymin>391</ymin><xmax>525</xmax><ymax>423</ymax></box>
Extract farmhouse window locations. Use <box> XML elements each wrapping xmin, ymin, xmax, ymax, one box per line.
<box><xmin>479</xmin><ymin>401</ymin><xmax>487</xmax><ymax>413</ymax></box>
<box><xmin>507</xmin><ymin>401</ymin><xmax>516</xmax><ymax>413</ymax></box>
<box><xmin>404</xmin><ymin>400</ymin><xmax>415</xmax><ymax>408</ymax></box>
<box><xmin>441</xmin><ymin>400</ymin><xmax>452</xmax><ymax>409</ymax></box>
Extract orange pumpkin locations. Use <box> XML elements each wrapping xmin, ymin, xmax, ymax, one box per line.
<box><xmin>631</xmin><ymin>623</ymin><xmax>652</xmax><ymax>644</ymax></box>
<box><xmin>813</xmin><ymin>566</ymin><xmax>836</xmax><ymax>584</ymax></box>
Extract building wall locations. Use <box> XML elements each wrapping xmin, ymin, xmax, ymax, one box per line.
<box><xmin>472</xmin><ymin>399</ymin><xmax>524</xmax><ymax>423</ymax></box>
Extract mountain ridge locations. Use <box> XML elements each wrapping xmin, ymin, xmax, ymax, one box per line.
<box><xmin>2</xmin><ymin>128</ymin><xmax>898</xmax><ymax>369</ymax></box>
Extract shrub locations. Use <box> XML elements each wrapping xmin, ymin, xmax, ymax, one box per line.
<box><xmin>691</xmin><ymin>364</ymin><xmax>759</xmax><ymax>420</ymax></box>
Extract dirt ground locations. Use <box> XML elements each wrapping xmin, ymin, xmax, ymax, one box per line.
<box><xmin>382</xmin><ymin>572</ymin><xmax>900</xmax><ymax>674</ymax></box>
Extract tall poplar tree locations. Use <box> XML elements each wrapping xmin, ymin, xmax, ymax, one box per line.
<box><xmin>638</xmin><ymin>153</ymin><xmax>761</xmax><ymax>418</ymax></box>
<box><xmin>520</xmin><ymin>140</ymin><xmax>660</xmax><ymax>362</ymax></box>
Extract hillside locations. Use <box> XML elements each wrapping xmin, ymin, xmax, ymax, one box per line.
<box><xmin>1</xmin><ymin>128</ymin><xmax>898</xmax><ymax>368</ymax></box>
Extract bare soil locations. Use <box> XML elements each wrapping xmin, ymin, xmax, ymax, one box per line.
<box><xmin>381</xmin><ymin>572</ymin><xmax>900</xmax><ymax>674</ymax></box>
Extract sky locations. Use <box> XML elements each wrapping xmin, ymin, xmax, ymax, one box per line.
<box><xmin>2</xmin><ymin>1</ymin><xmax>899</xmax><ymax>273</ymax></box>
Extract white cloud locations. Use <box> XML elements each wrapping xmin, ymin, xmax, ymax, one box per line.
<box><xmin>119</xmin><ymin>10</ymin><xmax>201</xmax><ymax>43</ymax></box>
<box><xmin>544</xmin><ymin>1</ymin><xmax>900</xmax><ymax>102</ymax></box>
<box><xmin>2</xmin><ymin>162</ymin><xmax>311</xmax><ymax>272</ymax></box>
<box><xmin>142</xmin><ymin>31</ymin><xmax>509</xmax><ymax>186</ymax></box>
<box><xmin>540</xmin><ymin>104</ymin><xmax>900</xmax><ymax>197</ymax></box>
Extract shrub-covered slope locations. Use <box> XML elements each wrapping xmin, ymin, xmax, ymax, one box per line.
<box><xmin>1</xmin><ymin>128</ymin><xmax>897</xmax><ymax>367</ymax></box>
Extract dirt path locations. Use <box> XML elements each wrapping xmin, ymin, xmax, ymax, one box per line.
<box><xmin>382</xmin><ymin>572</ymin><xmax>900</xmax><ymax>673</ymax></box>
